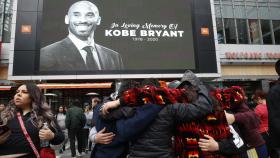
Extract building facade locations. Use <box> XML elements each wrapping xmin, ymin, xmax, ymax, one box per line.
<box><xmin>0</xmin><ymin>0</ymin><xmax>14</xmax><ymax>104</ymax></box>
<box><xmin>0</xmin><ymin>0</ymin><xmax>13</xmax><ymax>76</ymax></box>
<box><xmin>211</xmin><ymin>0</ymin><xmax>280</xmax><ymax>94</ymax></box>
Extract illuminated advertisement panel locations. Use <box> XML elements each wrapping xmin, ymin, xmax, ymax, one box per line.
<box><xmin>12</xmin><ymin>0</ymin><xmax>217</xmax><ymax>78</ymax></box>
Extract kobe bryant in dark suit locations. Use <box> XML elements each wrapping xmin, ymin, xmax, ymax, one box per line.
<box><xmin>40</xmin><ymin>1</ymin><xmax>124</xmax><ymax>72</ymax></box>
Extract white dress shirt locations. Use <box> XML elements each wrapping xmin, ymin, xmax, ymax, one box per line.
<box><xmin>68</xmin><ymin>33</ymin><xmax>101</xmax><ymax>69</ymax></box>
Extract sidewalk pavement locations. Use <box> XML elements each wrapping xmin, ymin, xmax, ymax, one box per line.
<box><xmin>55</xmin><ymin>149</ymin><xmax>91</xmax><ymax>158</ymax></box>
<box><xmin>52</xmin><ymin>143</ymin><xmax>91</xmax><ymax>158</ymax></box>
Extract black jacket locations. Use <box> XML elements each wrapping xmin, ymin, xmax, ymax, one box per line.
<box><xmin>0</xmin><ymin>112</ymin><xmax>64</xmax><ymax>157</ymax></box>
<box><xmin>217</xmin><ymin>123</ymin><xmax>247</xmax><ymax>157</ymax></box>
<box><xmin>128</xmin><ymin>85</ymin><xmax>213</xmax><ymax>158</ymax></box>
<box><xmin>65</xmin><ymin>106</ymin><xmax>86</xmax><ymax>130</ymax></box>
<box><xmin>267</xmin><ymin>79</ymin><xmax>280</xmax><ymax>148</ymax></box>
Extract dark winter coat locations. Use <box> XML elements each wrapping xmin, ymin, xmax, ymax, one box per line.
<box><xmin>128</xmin><ymin>85</ymin><xmax>213</xmax><ymax>158</ymax></box>
<box><xmin>267</xmin><ymin>79</ymin><xmax>280</xmax><ymax>148</ymax></box>
<box><xmin>0</xmin><ymin>112</ymin><xmax>64</xmax><ymax>157</ymax></box>
<box><xmin>65</xmin><ymin>106</ymin><xmax>86</xmax><ymax>130</ymax></box>
<box><xmin>91</xmin><ymin>103</ymin><xmax>163</xmax><ymax>158</ymax></box>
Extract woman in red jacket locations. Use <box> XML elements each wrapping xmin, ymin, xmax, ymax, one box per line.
<box><xmin>253</xmin><ymin>90</ymin><xmax>270</xmax><ymax>154</ymax></box>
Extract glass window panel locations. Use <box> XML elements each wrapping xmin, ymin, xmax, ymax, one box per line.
<box><xmin>269</xmin><ymin>6</ymin><xmax>280</xmax><ymax>20</ymax></box>
<box><xmin>257</xmin><ymin>0</ymin><xmax>269</xmax><ymax>2</ymax></box>
<box><xmin>258</xmin><ymin>2</ymin><xmax>270</xmax><ymax>19</ymax></box>
<box><xmin>258</xmin><ymin>1</ymin><xmax>268</xmax><ymax>6</ymax></box>
<box><xmin>222</xmin><ymin>5</ymin><xmax>234</xmax><ymax>18</ymax></box>
<box><xmin>2</xmin><ymin>0</ymin><xmax>13</xmax><ymax>43</ymax></box>
<box><xmin>0</xmin><ymin>0</ymin><xmax>5</xmax><ymax>40</ymax></box>
<box><xmin>215</xmin><ymin>5</ymin><xmax>222</xmax><ymax>18</ymax></box>
<box><xmin>234</xmin><ymin>5</ymin><xmax>246</xmax><ymax>18</ymax></box>
<box><xmin>270</xmin><ymin>0</ymin><xmax>280</xmax><ymax>3</ymax></box>
<box><xmin>248</xmin><ymin>19</ymin><xmax>261</xmax><ymax>44</ymax></box>
<box><xmin>236</xmin><ymin>19</ymin><xmax>249</xmax><ymax>44</ymax></box>
<box><xmin>261</xmin><ymin>20</ymin><xmax>273</xmax><ymax>44</ymax></box>
<box><xmin>273</xmin><ymin>20</ymin><xmax>280</xmax><ymax>44</ymax></box>
<box><xmin>269</xmin><ymin>1</ymin><xmax>280</xmax><ymax>9</ymax></box>
<box><xmin>214</xmin><ymin>0</ymin><xmax>220</xmax><ymax>4</ymax></box>
<box><xmin>234</xmin><ymin>0</ymin><xmax>245</xmax><ymax>5</ymax></box>
<box><xmin>246</xmin><ymin>1</ymin><xmax>256</xmax><ymax>5</ymax></box>
<box><xmin>216</xmin><ymin>18</ymin><xmax>225</xmax><ymax>43</ymax></box>
<box><xmin>258</xmin><ymin>7</ymin><xmax>270</xmax><ymax>19</ymax></box>
<box><xmin>224</xmin><ymin>18</ymin><xmax>237</xmax><ymax>43</ymax></box>
<box><xmin>0</xmin><ymin>0</ymin><xmax>3</xmax><ymax>11</ymax></box>
<box><xmin>246</xmin><ymin>4</ymin><xmax>258</xmax><ymax>19</ymax></box>
<box><xmin>221</xmin><ymin>0</ymin><xmax>233</xmax><ymax>5</ymax></box>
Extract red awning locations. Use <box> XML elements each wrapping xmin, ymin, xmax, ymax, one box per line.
<box><xmin>0</xmin><ymin>86</ymin><xmax>11</xmax><ymax>91</ymax></box>
<box><xmin>37</xmin><ymin>83</ymin><xmax>112</xmax><ymax>89</ymax></box>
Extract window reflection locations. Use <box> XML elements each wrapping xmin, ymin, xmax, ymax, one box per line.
<box><xmin>261</xmin><ymin>20</ymin><xmax>273</xmax><ymax>44</ymax></box>
<box><xmin>216</xmin><ymin>18</ymin><xmax>225</xmax><ymax>44</ymax></box>
<box><xmin>273</xmin><ymin>20</ymin><xmax>280</xmax><ymax>44</ymax></box>
<box><xmin>248</xmin><ymin>19</ymin><xmax>261</xmax><ymax>44</ymax></box>
<box><xmin>224</xmin><ymin>18</ymin><xmax>237</xmax><ymax>44</ymax></box>
<box><xmin>236</xmin><ymin>19</ymin><xmax>249</xmax><ymax>44</ymax></box>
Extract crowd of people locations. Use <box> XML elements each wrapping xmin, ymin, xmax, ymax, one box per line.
<box><xmin>0</xmin><ymin>60</ymin><xmax>280</xmax><ymax>158</ymax></box>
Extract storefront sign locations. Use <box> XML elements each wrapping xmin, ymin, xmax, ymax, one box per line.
<box><xmin>225</xmin><ymin>52</ymin><xmax>280</xmax><ymax>59</ymax></box>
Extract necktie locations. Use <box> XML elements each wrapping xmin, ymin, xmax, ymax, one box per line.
<box><xmin>83</xmin><ymin>46</ymin><xmax>99</xmax><ymax>70</ymax></box>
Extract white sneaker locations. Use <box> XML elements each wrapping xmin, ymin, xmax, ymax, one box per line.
<box><xmin>76</xmin><ymin>153</ymin><xmax>81</xmax><ymax>157</ymax></box>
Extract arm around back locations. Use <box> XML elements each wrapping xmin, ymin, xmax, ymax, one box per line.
<box><xmin>116</xmin><ymin>103</ymin><xmax>163</xmax><ymax>142</ymax></box>
<box><xmin>168</xmin><ymin>85</ymin><xmax>213</xmax><ymax>122</ymax></box>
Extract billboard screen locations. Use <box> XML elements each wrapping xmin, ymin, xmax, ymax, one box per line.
<box><xmin>12</xmin><ymin>0</ymin><xmax>217</xmax><ymax>78</ymax></box>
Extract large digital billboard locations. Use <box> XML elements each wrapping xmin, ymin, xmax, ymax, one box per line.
<box><xmin>12</xmin><ymin>0</ymin><xmax>217</xmax><ymax>79</ymax></box>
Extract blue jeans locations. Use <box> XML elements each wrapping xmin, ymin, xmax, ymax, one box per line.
<box><xmin>255</xmin><ymin>144</ymin><xmax>268</xmax><ymax>158</ymax></box>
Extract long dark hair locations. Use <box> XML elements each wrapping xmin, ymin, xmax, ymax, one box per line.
<box><xmin>57</xmin><ymin>105</ymin><xmax>66</xmax><ymax>115</ymax></box>
<box><xmin>3</xmin><ymin>83</ymin><xmax>56</xmax><ymax>129</ymax></box>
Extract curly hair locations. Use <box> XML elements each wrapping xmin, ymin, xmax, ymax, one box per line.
<box><xmin>1</xmin><ymin>83</ymin><xmax>56</xmax><ymax>130</ymax></box>
<box><xmin>117</xmin><ymin>80</ymin><xmax>141</xmax><ymax>96</ymax></box>
<box><xmin>141</xmin><ymin>78</ymin><xmax>161</xmax><ymax>88</ymax></box>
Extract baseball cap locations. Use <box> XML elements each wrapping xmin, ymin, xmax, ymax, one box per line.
<box><xmin>177</xmin><ymin>70</ymin><xmax>201</xmax><ymax>88</ymax></box>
